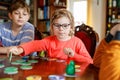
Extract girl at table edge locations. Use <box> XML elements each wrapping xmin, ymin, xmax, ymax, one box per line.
<box><xmin>93</xmin><ymin>24</ymin><xmax>120</xmax><ymax>80</ymax></box>
<box><xmin>8</xmin><ymin>9</ymin><xmax>93</xmax><ymax>64</ymax></box>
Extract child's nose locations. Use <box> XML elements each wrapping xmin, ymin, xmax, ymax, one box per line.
<box><xmin>19</xmin><ymin>14</ymin><xmax>23</xmax><ymax>18</ymax></box>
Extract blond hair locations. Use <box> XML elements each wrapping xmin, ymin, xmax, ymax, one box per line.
<box><xmin>50</xmin><ymin>9</ymin><xmax>75</xmax><ymax>36</ymax></box>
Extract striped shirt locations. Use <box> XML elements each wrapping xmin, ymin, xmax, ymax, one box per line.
<box><xmin>0</xmin><ymin>21</ymin><xmax>35</xmax><ymax>47</ymax></box>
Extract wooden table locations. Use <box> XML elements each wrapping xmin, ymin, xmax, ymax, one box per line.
<box><xmin>0</xmin><ymin>55</ymin><xmax>99</xmax><ymax>80</ymax></box>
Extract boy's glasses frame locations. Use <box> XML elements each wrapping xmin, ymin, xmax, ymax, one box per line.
<box><xmin>53</xmin><ymin>23</ymin><xmax>70</xmax><ymax>29</ymax></box>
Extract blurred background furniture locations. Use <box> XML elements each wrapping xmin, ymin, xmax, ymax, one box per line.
<box><xmin>75</xmin><ymin>24</ymin><xmax>99</xmax><ymax>58</ymax></box>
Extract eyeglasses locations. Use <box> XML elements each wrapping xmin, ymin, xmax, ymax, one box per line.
<box><xmin>53</xmin><ymin>23</ymin><xmax>70</xmax><ymax>29</ymax></box>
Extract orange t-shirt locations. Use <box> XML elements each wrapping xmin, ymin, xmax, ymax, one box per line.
<box><xmin>20</xmin><ymin>36</ymin><xmax>93</xmax><ymax>63</ymax></box>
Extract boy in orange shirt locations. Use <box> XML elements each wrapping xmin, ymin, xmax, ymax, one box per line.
<box><xmin>93</xmin><ymin>24</ymin><xmax>120</xmax><ymax>80</ymax></box>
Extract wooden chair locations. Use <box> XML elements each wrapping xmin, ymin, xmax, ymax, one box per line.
<box><xmin>75</xmin><ymin>24</ymin><xmax>99</xmax><ymax>58</ymax></box>
<box><xmin>34</xmin><ymin>28</ymin><xmax>42</xmax><ymax>40</ymax></box>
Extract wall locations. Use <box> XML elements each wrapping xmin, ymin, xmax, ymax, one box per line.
<box><xmin>67</xmin><ymin>0</ymin><xmax>106</xmax><ymax>42</ymax></box>
<box><xmin>87</xmin><ymin>0</ymin><xmax>106</xmax><ymax>42</ymax></box>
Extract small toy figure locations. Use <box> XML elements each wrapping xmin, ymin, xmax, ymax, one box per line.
<box><xmin>66</xmin><ymin>60</ymin><xmax>75</xmax><ymax>75</ymax></box>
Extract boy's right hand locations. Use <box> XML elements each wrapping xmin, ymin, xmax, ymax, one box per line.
<box><xmin>7</xmin><ymin>46</ymin><xmax>19</xmax><ymax>56</ymax></box>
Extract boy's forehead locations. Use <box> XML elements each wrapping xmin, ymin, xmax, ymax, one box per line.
<box><xmin>14</xmin><ymin>8</ymin><xmax>29</xmax><ymax>13</ymax></box>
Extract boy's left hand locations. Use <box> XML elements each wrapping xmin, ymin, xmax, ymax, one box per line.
<box><xmin>63</xmin><ymin>48</ymin><xmax>74</xmax><ymax>57</ymax></box>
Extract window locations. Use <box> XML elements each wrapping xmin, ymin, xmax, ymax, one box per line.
<box><xmin>67</xmin><ymin>0</ymin><xmax>87</xmax><ymax>26</ymax></box>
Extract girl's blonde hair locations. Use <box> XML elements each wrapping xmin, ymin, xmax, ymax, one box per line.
<box><xmin>50</xmin><ymin>9</ymin><xmax>75</xmax><ymax>36</ymax></box>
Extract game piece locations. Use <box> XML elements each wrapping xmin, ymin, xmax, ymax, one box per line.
<box><xmin>4</xmin><ymin>66</ymin><xmax>18</xmax><ymax>74</ymax></box>
<box><xmin>56</xmin><ymin>59</ymin><xmax>65</xmax><ymax>62</ymax></box>
<box><xmin>9</xmin><ymin>52</ymin><xmax>12</xmax><ymax>62</ymax></box>
<box><xmin>4</xmin><ymin>67</ymin><xmax>18</xmax><ymax>71</ymax></box>
<box><xmin>11</xmin><ymin>61</ymin><xmax>20</xmax><ymax>65</ymax></box>
<box><xmin>26</xmin><ymin>75</ymin><xmax>42</xmax><ymax>80</ymax></box>
<box><xmin>21</xmin><ymin>62</ymin><xmax>31</xmax><ymax>65</ymax></box>
<box><xmin>16</xmin><ymin>59</ymin><xmax>26</xmax><ymax>64</ymax></box>
<box><xmin>75</xmin><ymin>65</ymin><xmax>80</xmax><ymax>68</ymax></box>
<box><xmin>63</xmin><ymin>73</ymin><xmax>77</xmax><ymax>77</ymax></box>
<box><xmin>66</xmin><ymin>60</ymin><xmax>75</xmax><ymax>75</ymax></box>
<box><xmin>0</xmin><ymin>58</ymin><xmax>5</xmax><ymax>62</ymax></box>
<box><xmin>20</xmin><ymin>65</ymin><xmax>32</xmax><ymax>70</ymax></box>
<box><xmin>75</xmin><ymin>69</ymin><xmax>81</xmax><ymax>72</ymax></box>
<box><xmin>0</xmin><ymin>78</ymin><xmax>13</xmax><ymax>80</ymax></box>
<box><xmin>48</xmin><ymin>58</ymin><xmax>57</xmax><ymax>61</ymax></box>
<box><xmin>39</xmin><ymin>51</ymin><xmax>45</xmax><ymax>58</ymax></box>
<box><xmin>49</xmin><ymin>75</ymin><xmax>59</xmax><ymax>80</ymax></box>
<box><xmin>22</xmin><ymin>56</ymin><xmax>29</xmax><ymax>61</ymax></box>
<box><xmin>0</xmin><ymin>64</ymin><xmax>4</xmax><ymax>68</ymax></box>
<box><xmin>66</xmin><ymin>57</ymin><xmax>74</xmax><ymax>64</ymax></box>
<box><xmin>28</xmin><ymin>60</ymin><xmax>38</xmax><ymax>63</ymax></box>
<box><xmin>49</xmin><ymin>75</ymin><xmax>65</xmax><ymax>80</ymax></box>
<box><xmin>4</xmin><ymin>70</ymin><xmax>18</xmax><ymax>75</ymax></box>
<box><xmin>16</xmin><ymin>59</ymin><xmax>25</xmax><ymax>62</ymax></box>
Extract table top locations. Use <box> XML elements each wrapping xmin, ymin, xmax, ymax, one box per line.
<box><xmin>0</xmin><ymin>55</ymin><xmax>99</xmax><ymax>80</ymax></box>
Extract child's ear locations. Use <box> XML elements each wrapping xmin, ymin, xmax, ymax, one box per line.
<box><xmin>8</xmin><ymin>13</ymin><xmax>12</xmax><ymax>20</ymax></box>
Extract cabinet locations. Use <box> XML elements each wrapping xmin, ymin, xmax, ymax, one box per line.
<box><xmin>37</xmin><ymin>0</ymin><xmax>67</xmax><ymax>35</ymax></box>
<box><xmin>0</xmin><ymin>1</ymin><xmax>11</xmax><ymax>23</ymax></box>
<box><xmin>26</xmin><ymin>0</ymin><xmax>37</xmax><ymax>27</ymax></box>
<box><xmin>0</xmin><ymin>0</ymin><xmax>37</xmax><ymax>27</ymax></box>
<box><xmin>106</xmin><ymin>0</ymin><xmax>120</xmax><ymax>34</ymax></box>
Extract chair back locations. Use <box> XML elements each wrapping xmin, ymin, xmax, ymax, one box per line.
<box><xmin>34</xmin><ymin>28</ymin><xmax>42</xmax><ymax>40</ymax></box>
<box><xmin>75</xmin><ymin>24</ymin><xmax>99</xmax><ymax>58</ymax></box>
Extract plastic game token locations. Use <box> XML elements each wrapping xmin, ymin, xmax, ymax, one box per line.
<box><xmin>26</xmin><ymin>75</ymin><xmax>42</xmax><ymax>80</ymax></box>
<box><xmin>4</xmin><ymin>66</ymin><xmax>18</xmax><ymax>71</ymax></box>
<box><xmin>0</xmin><ymin>78</ymin><xmax>13</xmax><ymax>80</ymax></box>
<box><xmin>4</xmin><ymin>70</ymin><xmax>18</xmax><ymax>75</ymax></box>
<box><xmin>75</xmin><ymin>69</ymin><xmax>81</xmax><ymax>72</ymax></box>
<box><xmin>64</xmin><ymin>73</ymin><xmax>77</xmax><ymax>77</ymax></box>
<box><xmin>75</xmin><ymin>65</ymin><xmax>80</xmax><ymax>68</ymax></box>
<box><xmin>56</xmin><ymin>59</ymin><xmax>65</xmax><ymax>62</ymax></box>
<box><xmin>11</xmin><ymin>61</ymin><xmax>20</xmax><ymax>65</ymax></box>
<box><xmin>16</xmin><ymin>59</ymin><xmax>26</xmax><ymax>63</ymax></box>
<box><xmin>22</xmin><ymin>56</ymin><xmax>29</xmax><ymax>61</ymax></box>
<box><xmin>28</xmin><ymin>60</ymin><xmax>38</xmax><ymax>63</ymax></box>
<box><xmin>48</xmin><ymin>75</ymin><xmax>65</xmax><ymax>80</ymax></box>
<box><xmin>0</xmin><ymin>58</ymin><xmax>5</xmax><ymax>62</ymax></box>
<box><xmin>48</xmin><ymin>58</ymin><xmax>57</xmax><ymax>61</ymax></box>
<box><xmin>20</xmin><ymin>65</ymin><xmax>33</xmax><ymax>70</ymax></box>
<box><xmin>49</xmin><ymin>75</ymin><xmax>59</xmax><ymax>80</ymax></box>
<box><xmin>4</xmin><ymin>66</ymin><xmax>18</xmax><ymax>74</ymax></box>
<box><xmin>0</xmin><ymin>64</ymin><xmax>4</xmax><ymax>68</ymax></box>
<box><xmin>21</xmin><ymin>62</ymin><xmax>31</xmax><ymax>65</ymax></box>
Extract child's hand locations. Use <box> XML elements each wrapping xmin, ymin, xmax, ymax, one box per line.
<box><xmin>63</xmin><ymin>48</ymin><xmax>74</xmax><ymax>57</ymax></box>
<box><xmin>7</xmin><ymin>46</ymin><xmax>19</xmax><ymax>56</ymax></box>
<box><xmin>110</xmin><ymin>24</ymin><xmax>120</xmax><ymax>36</ymax></box>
